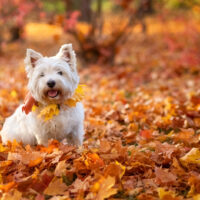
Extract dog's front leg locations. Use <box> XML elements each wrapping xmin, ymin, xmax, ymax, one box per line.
<box><xmin>69</xmin><ymin>124</ymin><xmax>84</xmax><ymax>146</ymax></box>
<box><xmin>35</xmin><ymin>134</ymin><xmax>49</xmax><ymax>146</ymax></box>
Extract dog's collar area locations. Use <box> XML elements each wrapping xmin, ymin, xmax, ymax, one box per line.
<box><xmin>24</xmin><ymin>84</ymin><xmax>86</xmax><ymax>121</ymax></box>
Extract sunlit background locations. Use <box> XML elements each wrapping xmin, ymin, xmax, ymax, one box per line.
<box><xmin>0</xmin><ymin>0</ymin><xmax>200</xmax><ymax>63</ymax></box>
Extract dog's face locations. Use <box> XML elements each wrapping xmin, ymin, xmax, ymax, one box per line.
<box><xmin>25</xmin><ymin>44</ymin><xmax>79</xmax><ymax>104</ymax></box>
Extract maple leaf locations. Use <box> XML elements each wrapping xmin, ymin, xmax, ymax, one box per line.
<box><xmin>104</xmin><ymin>161</ymin><xmax>126</xmax><ymax>180</ymax></box>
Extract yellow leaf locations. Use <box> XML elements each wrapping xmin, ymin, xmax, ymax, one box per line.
<box><xmin>31</xmin><ymin>168</ymin><xmax>39</xmax><ymax>179</ymax></box>
<box><xmin>65</xmin><ymin>84</ymin><xmax>87</xmax><ymax>107</ymax></box>
<box><xmin>0</xmin><ymin>144</ymin><xmax>8</xmax><ymax>152</ymax></box>
<box><xmin>96</xmin><ymin>176</ymin><xmax>117</xmax><ymax>200</ymax></box>
<box><xmin>115</xmin><ymin>161</ymin><xmax>126</xmax><ymax>179</ymax></box>
<box><xmin>32</xmin><ymin>104</ymin><xmax>38</xmax><ymax>112</ymax></box>
<box><xmin>157</xmin><ymin>188</ymin><xmax>176</xmax><ymax>199</ymax></box>
<box><xmin>10</xmin><ymin>90</ymin><xmax>17</xmax><ymax>98</ymax></box>
<box><xmin>194</xmin><ymin>194</ymin><xmax>200</xmax><ymax>200</ymax></box>
<box><xmin>39</xmin><ymin>104</ymin><xmax>59</xmax><ymax>121</ymax></box>
<box><xmin>32</xmin><ymin>84</ymin><xmax>87</xmax><ymax>121</ymax></box>
<box><xmin>65</xmin><ymin>98</ymin><xmax>77</xmax><ymax>107</ymax></box>
<box><xmin>180</xmin><ymin>148</ymin><xmax>200</xmax><ymax>167</ymax></box>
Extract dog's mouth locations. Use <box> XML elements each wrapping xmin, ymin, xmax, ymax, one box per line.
<box><xmin>47</xmin><ymin>90</ymin><xmax>60</xmax><ymax>98</ymax></box>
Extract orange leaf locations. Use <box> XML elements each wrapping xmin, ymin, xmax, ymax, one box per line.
<box><xmin>29</xmin><ymin>157</ymin><xmax>43</xmax><ymax>167</ymax></box>
<box><xmin>140</xmin><ymin>130</ymin><xmax>153</xmax><ymax>139</ymax></box>
<box><xmin>0</xmin><ymin>160</ymin><xmax>13</xmax><ymax>168</ymax></box>
<box><xmin>0</xmin><ymin>182</ymin><xmax>16</xmax><ymax>192</ymax></box>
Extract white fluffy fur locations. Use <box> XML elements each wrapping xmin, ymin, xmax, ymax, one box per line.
<box><xmin>0</xmin><ymin>44</ymin><xmax>84</xmax><ymax>146</ymax></box>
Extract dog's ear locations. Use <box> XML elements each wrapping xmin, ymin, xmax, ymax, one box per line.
<box><xmin>25</xmin><ymin>49</ymin><xmax>43</xmax><ymax>77</ymax></box>
<box><xmin>25</xmin><ymin>49</ymin><xmax>43</xmax><ymax>68</ymax></box>
<box><xmin>56</xmin><ymin>44</ymin><xmax>77</xmax><ymax>71</ymax></box>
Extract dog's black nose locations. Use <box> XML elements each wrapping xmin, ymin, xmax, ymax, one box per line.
<box><xmin>47</xmin><ymin>80</ymin><xmax>56</xmax><ymax>88</ymax></box>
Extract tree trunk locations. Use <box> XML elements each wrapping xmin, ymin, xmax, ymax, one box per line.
<box><xmin>80</xmin><ymin>0</ymin><xmax>92</xmax><ymax>22</ymax></box>
<box><xmin>64</xmin><ymin>0</ymin><xmax>74</xmax><ymax>13</ymax></box>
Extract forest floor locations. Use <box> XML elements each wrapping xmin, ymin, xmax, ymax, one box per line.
<box><xmin>0</xmin><ymin>16</ymin><xmax>200</xmax><ymax>199</ymax></box>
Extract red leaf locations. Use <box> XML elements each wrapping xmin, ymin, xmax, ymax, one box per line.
<box><xmin>22</xmin><ymin>92</ymin><xmax>37</xmax><ymax>114</ymax></box>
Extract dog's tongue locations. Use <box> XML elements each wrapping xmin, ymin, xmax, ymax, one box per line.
<box><xmin>48</xmin><ymin>90</ymin><xmax>58</xmax><ymax>98</ymax></box>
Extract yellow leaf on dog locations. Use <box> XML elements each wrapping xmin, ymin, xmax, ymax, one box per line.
<box><xmin>39</xmin><ymin>104</ymin><xmax>59</xmax><ymax>121</ymax></box>
<box><xmin>65</xmin><ymin>84</ymin><xmax>87</xmax><ymax>107</ymax></box>
<box><xmin>32</xmin><ymin>84</ymin><xmax>87</xmax><ymax>121</ymax></box>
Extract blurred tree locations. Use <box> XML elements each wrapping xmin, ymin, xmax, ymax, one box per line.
<box><xmin>81</xmin><ymin>0</ymin><xmax>92</xmax><ymax>22</ymax></box>
<box><xmin>64</xmin><ymin>0</ymin><xmax>139</xmax><ymax>64</ymax></box>
<box><xmin>136</xmin><ymin>0</ymin><xmax>153</xmax><ymax>32</ymax></box>
<box><xmin>0</xmin><ymin>0</ymin><xmax>42</xmax><ymax>53</ymax></box>
<box><xmin>63</xmin><ymin>0</ymin><xmax>92</xmax><ymax>22</ymax></box>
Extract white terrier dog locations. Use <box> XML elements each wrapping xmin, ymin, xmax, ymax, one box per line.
<box><xmin>0</xmin><ymin>44</ymin><xmax>84</xmax><ymax>146</ymax></box>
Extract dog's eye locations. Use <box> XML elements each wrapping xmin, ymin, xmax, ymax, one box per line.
<box><xmin>58</xmin><ymin>71</ymin><xmax>63</xmax><ymax>75</ymax></box>
<box><xmin>40</xmin><ymin>73</ymin><xmax>44</xmax><ymax>77</ymax></box>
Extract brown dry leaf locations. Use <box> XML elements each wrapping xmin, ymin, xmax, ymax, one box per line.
<box><xmin>155</xmin><ymin>167</ymin><xmax>177</xmax><ymax>185</ymax></box>
<box><xmin>104</xmin><ymin>161</ymin><xmax>126</xmax><ymax>180</ymax></box>
<box><xmin>1</xmin><ymin>189</ymin><xmax>22</xmax><ymax>200</ymax></box>
<box><xmin>54</xmin><ymin>160</ymin><xmax>67</xmax><ymax>177</ymax></box>
<box><xmin>8</xmin><ymin>151</ymin><xmax>44</xmax><ymax>165</ymax></box>
<box><xmin>99</xmin><ymin>140</ymin><xmax>111</xmax><ymax>153</ymax></box>
<box><xmin>95</xmin><ymin>176</ymin><xmax>118</xmax><ymax>200</ymax></box>
<box><xmin>44</xmin><ymin>177</ymin><xmax>68</xmax><ymax>196</ymax></box>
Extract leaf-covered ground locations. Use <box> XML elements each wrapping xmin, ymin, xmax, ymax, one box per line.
<box><xmin>1</xmin><ymin>17</ymin><xmax>200</xmax><ymax>199</ymax></box>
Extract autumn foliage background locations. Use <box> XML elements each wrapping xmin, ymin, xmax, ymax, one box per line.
<box><xmin>1</xmin><ymin>0</ymin><xmax>200</xmax><ymax>199</ymax></box>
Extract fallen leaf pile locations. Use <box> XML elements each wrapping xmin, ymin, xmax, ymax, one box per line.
<box><xmin>0</xmin><ymin>17</ymin><xmax>200</xmax><ymax>199</ymax></box>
